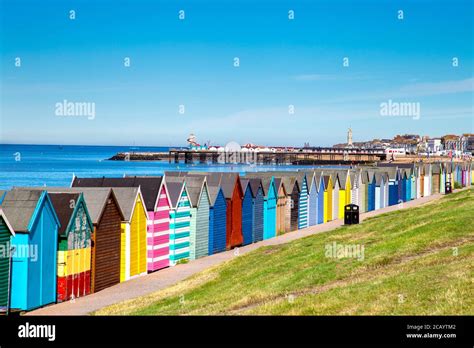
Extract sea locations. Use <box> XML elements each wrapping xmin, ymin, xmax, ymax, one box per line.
<box><xmin>0</xmin><ymin>144</ymin><xmax>343</xmax><ymax>190</ymax></box>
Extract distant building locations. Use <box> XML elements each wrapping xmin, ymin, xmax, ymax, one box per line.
<box><xmin>427</xmin><ymin>138</ymin><xmax>442</xmax><ymax>154</ymax></box>
<box><xmin>467</xmin><ymin>135</ymin><xmax>474</xmax><ymax>154</ymax></box>
<box><xmin>347</xmin><ymin>128</ymin><xmax>353</xmax><ymax>148</ymax></box>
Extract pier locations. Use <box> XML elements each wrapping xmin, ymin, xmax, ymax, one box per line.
<box><xmin>168</xmin><ymin>148</ymin><xmax>385</xmax><ymax>165</ymax></box>
<box><xmin>109</xmin><ymin>148</ymin><xmax>386</xmax><ymax>165</ymax></box>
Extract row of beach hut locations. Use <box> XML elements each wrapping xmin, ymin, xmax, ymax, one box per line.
<box><xmin>0</xmin><ymin>161</ymin><xmax>472</xmax><ymax>311</ymax></box>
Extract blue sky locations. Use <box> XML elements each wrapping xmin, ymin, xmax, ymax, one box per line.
<box><xmin>1</xmin><ymin>0</ymin><xmax>473</xmax><ymax>147</ymax></box>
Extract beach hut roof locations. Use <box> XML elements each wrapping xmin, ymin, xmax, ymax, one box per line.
<box><xmin>205</xmin><ymin>185</ymin><xmax>219</xmax><ymax>206</ymax></box>
<box><xmin>322</xmin><ymin>175</ymin><xmax>332</xmax><ymax>190</ymax></box>
<box><xmin>14</xmin><ymin>187</ymin><xmax>124</xmax><ymax>224</ymax></box>
<box><xmin>314</xmin><ymin>172</ymin><xmax>323</xmax><ymax>191</ymax></box>
<box><xmin>163</xmin><ymin>178</ymin><xmax>187</xmax><ymax>209</ymax></box>
<box><xmin>0</xmin><ymin>190</ymin><xmax>45</xmax><ymax>232</ymax></box>
<box><xmin>109</xmin><ymin>187</ymin><xmax>143</xmax><ymax>222</ymax></box>
<box><xmin>182</xmin><ymin>176</ymin><xmax>207</xmax><ymax>207</ymax></box>
<box><xmin>219</xmin><ymin>173</ymin><xmax>240</xmax><ymax>199</ymax></box>
<box><xmin>348</xmin><ymin>170</ymin><xmax>358</xmax><ymax>187</ymax></box>
<box><xmin>49</xmin><ymin>192</ymin><xmax>83</xmax><ymax>236</ymax></box>
<box><xmin>374</xmin><ymin>172</ymin><xmax>387</xmax><ymax>185</ymax></box>
<box><xmin>240</xmin><ymin>178</ymin><xmax>251</xmax><ymax>195</ymax></box>
<box><xmin>383</xmin><ymin>167</ymin><xmax>399</xmax><ymax>180</ymax></box>
<box><xmin>73</xmin><ymin>176</ymin><xmax>163</xmax><ymax>212</ymax></box>
<box><xmin>360</xmin><ymin>170</ymin><xmax>370</xmax><ymax>184</ymax></box>
<box><xmin>259</xmin><ymin>177</ymin><xmax>275</xmax><ymax>198</ymax></box>
<box><xmin>302</xmin><ymin>171</ymin><xmax>318</xmax><ymax>193</ymax></box>
<box><xmin>279</xmin><ymin>176</ymin><xmax>299</xmax><ymax>194</ymax></box>
<box><xmin>248</xmin><ymin>178</ymin><xmax>263</xmax><ymax>198</ymax></box>
<box><xmin>337</xmin><ymin>170</ymin><xmax>348</xmax><ymax>187</ymax></box>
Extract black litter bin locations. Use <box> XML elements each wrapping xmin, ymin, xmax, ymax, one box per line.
<box><xmin>344</xmin><ymin>204</ymin><xmax>359</xmax><ymax>225</ymax></box>
<box><xmin>445</xmin><ymin>181</ymin><xmax>452</xmax><ymax>194</ymax></box>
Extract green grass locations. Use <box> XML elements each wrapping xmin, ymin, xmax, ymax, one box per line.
<box><xmin>96</xmin><ymin>189</ymin><xmax>474</xmax><ymax>315</ymax></box>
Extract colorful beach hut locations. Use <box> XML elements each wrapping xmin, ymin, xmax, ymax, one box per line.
<box><xmin>295</xmin><ymin>173</ymin><xmax>309</xmax><ymax>229</ymax></box>
<box><xmin>185</xmin><ymin>176</ymin><xmax>210</xmax><ymax>259</ymax></box>
<box><xmin>332</xmin><ymin>173</ymin><xmax>341</xmax><ymax>220</ymax></box>
<box><xmin>166</xmin><ymin>179</ymin><xmax>191</xmax><ymax>265</ymax></box>
<box><xmin>1</xmin><ymin>190</ymin><xmax>60</xmax><ymax>310</ymax></box>
<box><xmin>423</xmin><ymin>164</ymin><xmax>432</xmax><ymax>197</ymax></box>
<box><xmin>48</xmin><ymin>192</ymin><xmax>93</xmax><ymax>302</ymax></box>
<box><xmin>240</xmin><ymin>179</ymin><xmax>254</xmax><ymax>246</ymax></box>
<box><xmin>359</xmin><ymin>170</ymin><xmax>370</xmax><ymax>212</ymax></box>
<box><xmin>431</xmin><ymin>164</ymin><xmax>441</xmax><ymax>194</ymax></box>
<box><xmin>374</xmin><ymin>173</ymin><xmax>387</xmax><ymax>210</ymax></box>
<box><xmin>322</xmin><ymin>175</ymin><xmax>333</xmax><ymax>222</ymax></box>
<box><xmin>112</xmin><ymin>187</ymin><xmax>148</xmax><ymax>282</ymax></box>
<box><xmin>314</xmin><ymin>173</ymin><xmax>325</xmax><ymax>224</ymax></box>
<box><xmin>279</xmin><ymin>176</ymin><xmax>300</xmax><ymax>230</ymax></box>
<box><xmin>205</xmin><ymin>178</ymin><xmax>228</xmax><ymax>254</ymax></box>
<box><xmin>73</xmin><ymin>176</ymin><xmax>171</xmax><ymax>273</ymax></box>
<box><xmin>220</xmin><ymin>173</ymin><xmax>244</xmax><ymax>249</ymax></box>
<box><xmin>367</xmin><ymin>171</ymin><xmax>376</xmax><ymax>211</ymax></box>
<box><xmin>261</xmin><ymin>177</ymin><xmax>277</xmax><ymax>239</ymax></box>
<box><xmin>336</xmin><ymin>170</ymin><xmax>351</xmax><ymax>219</ymax></box>
<box><xmin>350</xmin><ymin>170</ymin><xmax>360</xmax><ymax>207</ymax></box>
<box><xmin>305</xmin><ymin>171</ymin><xmax>318</xmax><ymax>227</ymax></box>
<box><xmin>248</xmin><ymin>178</ymin><xmax>265</xmax><ymax>242</ymax></box>
<box><xmin>273</xmin><ymin>178</ymin><xmax>289</xmax><ymax>234</ymax></box>
<box><xmin>68</xmin><ymin>188</ymin><xmax>123</xmax><ymax>293</ymax></box>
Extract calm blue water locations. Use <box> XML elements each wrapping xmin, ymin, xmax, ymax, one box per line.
<box><xmin>0</xmin><ymin>144</ymin><xmax>337</xmax><ymax>190</ymax></box>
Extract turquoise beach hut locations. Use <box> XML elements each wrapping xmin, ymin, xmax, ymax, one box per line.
<box><xmin>261</xmin><ymin>177</ymin><xmax>277</xmax><ymax>240</ymax></box>
<box><xmin>1</xmin><ymin>190</ymin><xmax>60</xmax><ymax>311</ymax></box>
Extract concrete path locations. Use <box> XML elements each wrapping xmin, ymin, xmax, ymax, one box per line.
<box><xmin>28</xmin><ymin>190</ymin><xmax>452</xmax><ymax>315</ymax></box>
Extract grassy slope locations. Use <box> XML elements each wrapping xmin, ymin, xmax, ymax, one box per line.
<box><xmin>96</xmin><ymin>189</ymin><xmax>474</xmax><ymax>315</ymax></box>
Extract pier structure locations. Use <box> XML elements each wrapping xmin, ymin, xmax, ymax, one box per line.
<box><xmin>167</xmin><ymin>148</ymin><xmax>386</xmax><ymax>165</ymax></box>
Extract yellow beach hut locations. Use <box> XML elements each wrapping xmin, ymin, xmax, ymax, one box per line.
<box><xmin>112</xmin><ymin>187</ymin><xmax>148</xmax><ymax>282</ymax></box>
<box><xmin>322</xmin><ymin>175</ymin><xmax>333</xmax><ymax>223</ymax></box>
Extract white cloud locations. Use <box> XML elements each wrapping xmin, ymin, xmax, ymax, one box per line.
<box><xmin>399</xmin><ymin>78</ymin><xmax>474</xmax><ymax>96</ymax></box>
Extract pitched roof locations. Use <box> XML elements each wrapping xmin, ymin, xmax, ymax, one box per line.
<box><xmin>182</xmin><ymin>176</ymin><xmax>207</xmax><ymax>207</ymax></box>
<box><xmin>164</xmin><ymin>178</ymin><xmax>186</xmax><ymax>208</ymax></box>
<box><xmin>49</xmin><ymin>192</ymin><xmax>82</xmax><ymax>236</ymax></box>
<box><xmin>219</xmin><ymin>173</ymin><xmax>240</xmax><ymax>199</ymax></box>
<box><xmin>13</xmin><ymin>187</ymin><xmax>124</xmax><ymax>224</ymax></box>
<box><xmin>240</xmin><ymin>178</ymin><xmax>251</xmax><ymax>196</ymax></box>
<box><xmin>110</xmin><ymin>187</ymin><xmax>142</xmax><ymax>221</ymax></box>
<box><xmin>360</xmin><ymin>170</ymin><xmax>371</xmax><ymax>184</ymax></box>
<box><xmin>206</xmin><ymin>185</ymin><xmax>223</xmax><ymax>206</ymax></box>
<box><xmin>248</xmin><ymin>178</ymin><xmax>263</xmax><ymax>198</ymax></box>
<box><xmin>314</xmin><ymin>172</ymin><xmax>323</xmax><ymax>191</ymax></box>
<box><xmin>322</xmin><ymin>175</ymin><xmax>332</xmax><ymax>190</ymax></box>
<box><xmin>0</xmin><ymin>190</ymin><xmax>44</xmax><ymax>232</ymax></box>
<box><xmin>279</xmin><ymin>176</ymin><xmax>299</xmax><ymax>194</ymax></box>
<box><xmin>374</xmin><ymin>172</ymin><xmax>387</xmax><ymax>185</ymax></box>
<box><xmin>72</xmin><ymin>176</ymin><xmax>163</xmax><ymax>211</ymax></box>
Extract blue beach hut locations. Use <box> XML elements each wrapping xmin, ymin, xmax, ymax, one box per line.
<box><xmin>202</xmin><ymin>177</ymin><xmax>227</xmax><ymax>255</ymax></box>
<box><xmin>248</xmin><ymin>178</ymin><xmax>264</xmax><ymax>243</ymax></box>
<box><xmin>240</xmin><ymin>179</ymin><xmax>254</xmax><ymax>246</ymax></box>
<box><xmin>305</xmin><ymin>171</ymin><xmax>318</xmax><ymax>227</ymax></box>
<box><xmin>315</xmin><ymin>173</ymin><xmax>325</xmax><ymax>224</ymax></box>
<box><xmin>1</xmin><ymin>189</ymin><xmax>60</xmax><ymax>311</ymax></box>
<box><xmin>367</xmin><ymin>171</ymin><xmax>376</xmax><ymax>211</ymax></box>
